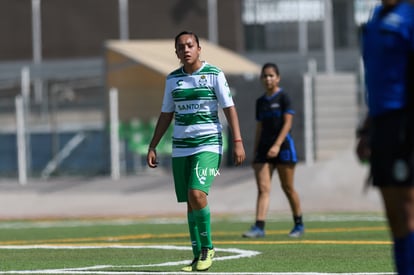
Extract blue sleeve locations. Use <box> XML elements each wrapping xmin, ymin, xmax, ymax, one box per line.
<box><xmin>282</xmin><ymin>92</ymin><xmax>295</xmax><ymax>115</ymax></box>
<box><xmin>410</xmin><ymin>8</ymin><xmax>414</xmax><ymax>52</ymax></box>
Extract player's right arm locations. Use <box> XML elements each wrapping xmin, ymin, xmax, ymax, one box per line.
<box><xmin>147</xmin><ymin>112</ymin><xmax>174</xmax><ymax>168</ymax></box>
<box><xmin>355</xmin><ymin>114</ymin><xmax>371</xmax><ymax>163</ymax></box>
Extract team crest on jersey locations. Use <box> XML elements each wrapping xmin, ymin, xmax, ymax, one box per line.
<box><xmin>198</xmin><ymin>75</ymin><xmax>208</xmax><ymax>87</ymax></box>
<box><xmin>384</xmin><ymin>13</ymin><xmax>402</xmax><ymax>28</ymax></box>
<box><xmin>176</xmin><ymin>80</ymin><xmax>183</xmax><ymax>86</ymax></box>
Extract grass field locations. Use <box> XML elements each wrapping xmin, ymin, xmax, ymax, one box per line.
<box><xmin>0</xmin><ymin>213</ymin><xmax>395</xmax><ymax>274</ymax></box>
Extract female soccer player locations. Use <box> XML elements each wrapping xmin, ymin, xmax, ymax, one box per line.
<box><xmin>242</xmin><ymin>63</ymin><xmax>304</xmax><ymax>238</ymax></box>
<box><xmin>146</xmin><ymin>31</ymin><xmax>245</xmax><ymax>271</ymax></box>
<box><xmin>356</xmin><ymin>0</ymin><xmax>414</xmax><ymax>273</ymax></box>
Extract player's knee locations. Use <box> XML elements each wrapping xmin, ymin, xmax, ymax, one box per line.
<box><xmin>188</xmin><ymin>189</ymin><xmax>206</xmax><ymax>203</ymax></box>
<box><xmin>258</xmin><ymin>185</ymin><xmax>271</xmax><ymax>195</ymax></box>
<box><xmin>281</xmin><ymin>184</ymin><xmax>294</xmax><ymax>196</ymax></box>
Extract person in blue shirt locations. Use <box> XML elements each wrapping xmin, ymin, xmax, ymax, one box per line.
<box><xmin>242</xmin><ymin>63</ymin><xmax>304</xmax><ymax>239</ymax></box>
<box><xmin>356</xmin><ymin>0</ymin><xmax>414</xmax><ymax>273</ymax></box>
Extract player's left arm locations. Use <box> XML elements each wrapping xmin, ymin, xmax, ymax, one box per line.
<box><xmin>267</xmin><ymin>113</ymin><xmax>293</xmax><ymax>158</ymax></box>
<box><xmin>223</xmin><ymin>106</ymin><xmax>246</xmax><ymax>166</ymax></box>
<box><xmin>214</xmin><ymin>70</ymin><xmax>245</xmax><ymax>165</ymax></box>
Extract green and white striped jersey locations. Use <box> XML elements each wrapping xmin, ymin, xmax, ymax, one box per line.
<box><xmin>161</xmin><ymin>62</ymin><xmax>234</xmax><ymax>157</ymax></box>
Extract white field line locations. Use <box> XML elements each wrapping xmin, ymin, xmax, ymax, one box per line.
<box><xmin>0</xmin><ymin>245</ymin><xmax>259</xmax><ymax>274</ymax></box>
<box><xmin>0</xmin><ymin>272</ymin><xmax>397</xmax><ymax>274</ymax></box>
<box><xmin>0</xmin><ymin>245</ymin><xmax>395</xmax><ymax>274</ymax></box>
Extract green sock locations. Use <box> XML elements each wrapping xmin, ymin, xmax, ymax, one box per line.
<box><xmin>187</xmin><ymin>211</ymin><xmax>201</xmax><ymax>258</ymax></box>
<box><xmin>193</xmin><ymin>205</ymin><xmax>212</xmax><ymax>249</ymax></box>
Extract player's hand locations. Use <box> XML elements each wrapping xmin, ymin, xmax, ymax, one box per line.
<box><xmin>356</xmin><ymin>135</ymin><xmax>370</xmax><ymax>163</ymax></box>
<box><xmin>233</xmin><ymin>142</ymin><xmax>246</xmax><ymax>166</ymax></box>
<box><xmin>146</xmin><ymin>149</ymin><xmax>158</xmax><ymax>168</ymax></box>
<box><xmin>267</xmin><ymin>145</ymin><xmax>280</xmax><ymax>158</ymax></box>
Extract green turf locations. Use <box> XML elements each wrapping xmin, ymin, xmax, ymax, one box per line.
<box><xmin>0</xmin><ymin>213</ymin><xmax>394</xmax><ymax>273</ymax></box>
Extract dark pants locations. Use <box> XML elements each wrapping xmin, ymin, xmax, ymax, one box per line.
<box><xmin>371</xmin><ymin>110</ymin><xmax>414</xmax><ymax>187</ymax></box>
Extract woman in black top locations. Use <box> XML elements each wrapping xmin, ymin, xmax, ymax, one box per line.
<box><xmin>243</xmin><ymin>63</ymin><xmax>304</xmax><ymax>238</ymax></box>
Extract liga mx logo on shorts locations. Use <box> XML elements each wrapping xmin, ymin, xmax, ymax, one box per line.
<box><xmin>195</xmin><ymin>161</ymin><xmax>220</xmax><ymax>185</ymax></box>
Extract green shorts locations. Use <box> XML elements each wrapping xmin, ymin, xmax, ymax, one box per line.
<box><xmin>172</xmin><ymin>151</ymin><xmax>222</xmax><ymax>203</ymax></box>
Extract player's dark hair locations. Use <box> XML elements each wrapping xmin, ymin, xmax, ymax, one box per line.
<box><xmin>261</xmin><ymin>63</ymin><xmax>280</xmax><ymax>77</ymax></box>
<box><xmin>174</xmin><ymin>31</ymin><xmax>200</xmax><ymax>48</ymax></box>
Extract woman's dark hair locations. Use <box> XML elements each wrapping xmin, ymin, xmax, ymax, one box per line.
<box><xmin>174</xmin><ymin>31</ymin><xmax>200</xmax><ymax>48</ymax></box>
<box><xmin>261</xmin><ymin>62</ymin><xmax>280</xmax><ymax>77</ymax></box>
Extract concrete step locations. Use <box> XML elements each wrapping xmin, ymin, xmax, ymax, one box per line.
<box><xmin>315</xmin><ymin>105</ymin><xmax>358</xmax><ymax>116</ymax></box>
<box><xmin>316</xmin><ymin>128</ymin><xmax>355</xmax><ymax>139</ymax></box>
